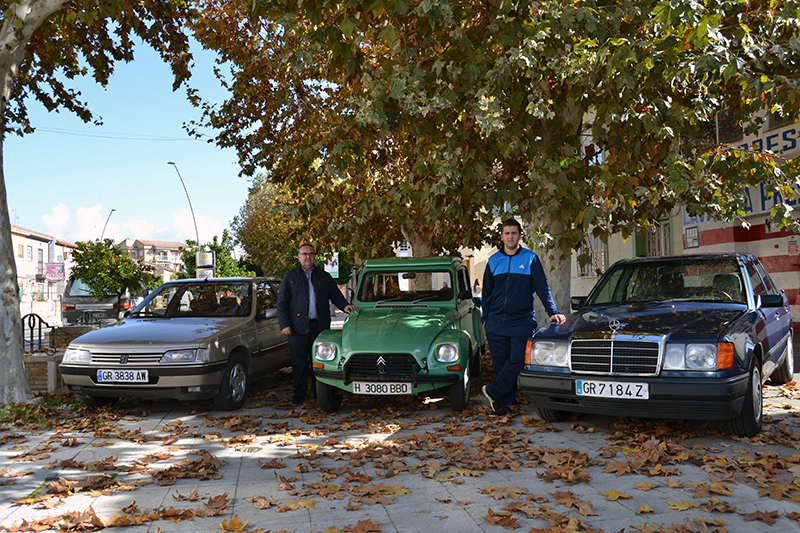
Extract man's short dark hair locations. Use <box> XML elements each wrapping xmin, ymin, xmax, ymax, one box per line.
<box><xmin>298</xmin><ymin>243</ymin><xmax>315</xmax><ymax>253</ymax></box>
<box><xmin>501</xmin><ymin>218</ymin><xmax>522</xmax><ymax>233</ymax></box>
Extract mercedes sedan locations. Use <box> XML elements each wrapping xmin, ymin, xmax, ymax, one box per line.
<box><xmin>518</xmin><ymin>253</ymin><xmax>794</xmax><ymax>437</ymax></box>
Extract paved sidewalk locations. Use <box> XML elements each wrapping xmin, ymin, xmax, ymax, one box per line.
<box><xmin>1</xmin><ymin>369</ymin><xmax>799</xmax><ymax>533</ymax></box>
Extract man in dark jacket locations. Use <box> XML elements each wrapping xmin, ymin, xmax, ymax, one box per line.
<box><xmin>481</xmin><ymin>219</ymin><xmax>565</xmax><ymax>416</ymax></box>
<box><xmin>278</xmin><ymin>243</ymin><xmax>356</xmax><ymax>404</ymax></box>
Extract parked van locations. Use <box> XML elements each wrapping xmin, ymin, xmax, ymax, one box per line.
<box><xmin>62</xmin><ymin>277</ymin><xmax>133</xmax><ymax>325</ymax></box>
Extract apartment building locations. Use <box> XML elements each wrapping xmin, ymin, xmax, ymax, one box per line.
<box><xmin>117</xmin><ymin>238</ymin><xmax>187</xmax><ymax>281</ymax></box>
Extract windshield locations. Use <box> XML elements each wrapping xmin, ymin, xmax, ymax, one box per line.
<box><xmin>131</xmin><ymin>281</ymin><xmax>252</xmax><ymax>318</ymax></box>
<box><xmin>358</xmin><ymin>270</ymin><xmax>454</xmax><ymax>303</ymax></box>
<box><xmin>586</xmin><ymin>258</ymin><xmax>746</xmax><ymax>305</ymax></box>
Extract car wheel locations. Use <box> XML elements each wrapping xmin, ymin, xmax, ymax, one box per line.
<box><xmin>470</xmin><ymin>343</ymin><xmax>483</xmax><ymax>379</ymax></box>
<box><xmin>213</xmin><ymin>354</ymin><xmax>248</xmax><ymax>411</ymax></box>
<box><xmin>317</xmin><ymin>380</ymin><xmax>343</xmax><ymax>413</ymax></box>
<box><xmin>726</xmin><ymin>362</ymin><xmax>763</xmax><ymax>437</ymax></box>
<box><xmin>769</xmin><ymin>333</ymin><xmax>794</xmax><ymax>385</ymax></box>
<box><xmin>535</xmin><ymin>406</ymin><xmax>570</xmax><ymax>422</ymax></box>
<box><xmin>81</xmin><ymin>395</ymin><xmax>113</xmax><ymax>408</ymax></box>
<box><xmin>450</xmin><ymin>358</ymin><xmax>471</xmax><ymax>412</ymax></box>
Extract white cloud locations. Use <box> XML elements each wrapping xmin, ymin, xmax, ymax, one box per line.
<box><xmin>42</xmin><ymin>204</ymin><xmax>70</xmax><ymax>236</ymax></box>
<box><xmin>172</xmin><ymin>209</ymin><xmax>223</xmax><ymax>244</ymax></box>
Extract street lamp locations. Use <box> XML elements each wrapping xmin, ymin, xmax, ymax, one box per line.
<box><xmin>167</xmin><ymin>162</ymin><xmax>200</xmax><ymax>246</ymax></box>
<box><xmin>100</xmin><ymin>208</ymin><xmax>116</xmax><ymax>240</ymax></box>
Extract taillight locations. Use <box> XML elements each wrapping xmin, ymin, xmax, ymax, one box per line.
<box><xmin>120</xmin><ymin>302</ymin><xmax>131</xmax><ymax>310</ymax></box>
<box><xmin>63</xmin><ymin>305</ymin><xmax>75</xmax><ymax>311</ymax></box>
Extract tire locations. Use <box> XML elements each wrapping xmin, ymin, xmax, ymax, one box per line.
<box><xmin>726</xmin><ymin>362</ymin><xmax>763</xmax><ymax>437</ymax></box>
<box><xmin>81</xmin><ymin>395</ymin><xmax>114</xmax><ymax>408</ymax></box>
<box><xmin>470</xmin><ymin>343</ymin><xmax>483</xmax><ymax>379</ymax></box>
<box><xmin>213</xmin><ymin>354</ymin><xmax>248</xmax><ymax>411</ymax></box>
<box><xmin>317</xmin><ymin>380</ymin><xmax>343</xmax><ymax>413</ymax></box>
<box><xmin>535</xmin><ymin>406</ymin><xmax>570</xmax><ymax>422</ymax></box>
<box><xmin>450</xmin><ymin>359</ymin><xmax>471</xmax><ymax>412</ymax></box>
<box><xmin>769</xmin><ymin>333</ymin><xmax>794</xmax><ymax>385</ymax></box>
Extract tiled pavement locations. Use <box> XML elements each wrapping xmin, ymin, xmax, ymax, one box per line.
<box><xmin>1</xmin><ymin>357</ymin><xmax>799</xmax><ymax>532</ymax></box>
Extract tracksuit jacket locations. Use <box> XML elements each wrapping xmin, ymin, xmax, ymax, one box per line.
<box><xmin>481</xmin><ymin>246</ymin><xmax>560</xmax><ymax>338</ymax></box>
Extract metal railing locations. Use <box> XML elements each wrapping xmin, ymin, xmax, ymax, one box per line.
<box><xmin>21</xmin><ymin>313</ymin><xmax>56</xmax><ymax>355</ymax></box>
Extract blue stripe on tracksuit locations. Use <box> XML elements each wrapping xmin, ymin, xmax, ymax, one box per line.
<box><xmin>481</xmin><ymin>246</ymin><xmax>560</xmax><ymax>408</ymax></box>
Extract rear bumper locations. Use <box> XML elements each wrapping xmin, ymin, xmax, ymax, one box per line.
<box><xmin>517</xmin><ymin>370</ymin><xmax>750</xmax><ymax>420</ymax></box>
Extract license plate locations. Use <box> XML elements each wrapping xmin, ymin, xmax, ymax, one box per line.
<box><xmin>351</xmin><ymin>382</ymin><xmax>411</xmax><ymax>395</ymax></box>
<box><xmin>575</xmin><ymin>380</ymin><xmax>648</xmax><ymax>399</ymax></box>
<box><xmin>97</xmin><ymin>369</ymin><xmax>148</xmax><ymax>383</ymax></box>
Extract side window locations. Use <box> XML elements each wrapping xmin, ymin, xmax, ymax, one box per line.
<box><xmin>457</xmin><ymin>268</ymin><xmax>470</xmax><ymax>298</ymax></box>
<box><xmin>745</xmin><ymin>261</ymin><xmax>766</xmax><ymax>297</ymax></box>
<box><xmin>753</xmin><ymin>261</ymin><xmax>777</xmax><ymax>294</ymax></box>
<box><xmin>257</xmin><ymin>281</ymin><xmax>277</xmax><ymax>315</ymax></box>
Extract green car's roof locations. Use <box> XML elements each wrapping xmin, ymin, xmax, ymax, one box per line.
<box><xmin>362</xmin><ymin>256</ymin><xmax>463</xmax><ymax>269</ymax></box>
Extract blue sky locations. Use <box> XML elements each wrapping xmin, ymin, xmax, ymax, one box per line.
<box><xmin>5</xmin><ymin>42</ymin><xmax>251</xmax><ymax>246</ymax></box>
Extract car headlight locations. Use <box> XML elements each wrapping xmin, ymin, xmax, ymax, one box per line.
<box><xmin>315</xmin><ymin>342</ymin><xmax>337</xmax><ymax>361</ymax></box>
<box><xmin>159</xmin><ymin>348</ymin><xmax>209</xmax><ymax>363</ymax></box>
<box><xmin>531</xmin><ymin>341</ymin><xmax>569</xmax><ymax>367</ymax></box>
<box><xmin>63</xmin><ymin>348</ymin><xmax>91</xmax><ymax>363</ymax></box>
<box><xmin>435</xmin><ymin>343</ymin><xmax>459</xmax><ymax>363</ymax></box>
<box><xmin>663</xmin><ymin>343</ymin><xmax>718</xmax><ymax>370</ymax></box>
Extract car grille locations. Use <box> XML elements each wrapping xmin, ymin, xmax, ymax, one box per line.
<box><xmin>345</xmin><ymin>353</ymin><xmax>420</xmax><ymax>378</ymax></box>
<box><xmin>90</xmin><ymin>353</ymin><xmax>163</xmax><ymax>365</ymax></box>
<box><xmin>570</xmin><ymin>339</ymin><xmax>661</xmax><ymax>375</ymax></box>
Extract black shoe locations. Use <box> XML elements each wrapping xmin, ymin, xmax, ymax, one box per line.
<box><xmin>292</xmin><ymin>396</ymin><xmax>304</xmax><ymax>405</ymax></box>
<box><xmin>489</xmin><ymin>406</ymin><xmax>510</xmax><ymax>417</ymax></box>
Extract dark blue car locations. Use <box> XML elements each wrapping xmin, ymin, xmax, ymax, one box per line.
<box><xmin>518</xmin><ymin>253</ymin><xmax>794</xmax><ymax>437</ymax></box>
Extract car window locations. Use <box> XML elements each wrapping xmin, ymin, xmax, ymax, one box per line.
<box><xmin>753</xmin><ymin>260</ymin><xmax>778</xmax><ymax>294</ymax></box>
<box><xmin>132</xmin><ymin>281</ymin><xmax>252</xmax><ymax>318</ymax></box>
<box><xmin>256</xmin><ymin>281</ymin><xmax>277</xmax><ymax>314</ymax></box>
<box><xmin>587</xmin><ymin>258</ymin><xmax>744</xmax><ymax>304</ymax></box>
<box><xmin>457</xmin><ymin>268</ymin><xmax>470</xmax><ymax>298</ymax></box>
<box><xmin>358</xmin><ymin>270</ymin><xmax>453</xmax><ymax>302</ymax></box>
<box><xmin>745</xmin><ymin>261</ymin><xmax>767</xmax><ymax>297</ymax></box>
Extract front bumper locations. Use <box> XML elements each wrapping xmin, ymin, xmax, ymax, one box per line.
<box><xmin>517</xmin><ymin>370</ymin><xmax>750</xmax><ymax>420</ymax></box>
<box><xmin>59</xmin><ymin>361</ymin><xmax>226</xmax><ymax>401</ymax></box>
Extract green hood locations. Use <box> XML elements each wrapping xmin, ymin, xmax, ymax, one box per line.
<box><xmin>342</xmin><ymin>307</ymin><xmax>457</xmax><ymax>356</ymax></box>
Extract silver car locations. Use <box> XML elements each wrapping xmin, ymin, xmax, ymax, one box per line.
<box><xmin>60</xmin><ymin>277</ymin><xmax>290</xmax><ymax>410</ymax></box>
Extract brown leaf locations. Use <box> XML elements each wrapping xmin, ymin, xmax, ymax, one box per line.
<box><xmin>221</xmin><ymin>515</ymin><xmax>248</xmax><ymax>531</ymax></box>
<box><xmin>172</xmin><ymin>485</ymin><xmax>202</xmax><ymax>502</ymax></box>
<box><xmin>483</xmin><ymin>508</ymin><xmax>521</xmax><ymax>530</ymax></box>
<box><xmin>342</xmin><ymin>518</ymin><xmax>383</xmax><ymax>532</ymax></box>
<box><xmin>600</xmin><ymin>490</ymin><xmax>631</xmax><ymax>501</ymax></box>
<box><xmin>740</xmin><ymin>509</ymin><xmax>780</xmax><ymax>524</ymax></box>
<box><xmin>247</xmin><ymin>495</ymin><xmax>278</xmax><ymax>509</ymax></box>
<box><xmin>276</xmin><ymin>498</ymin><xmax>318</xmax><ymax>512</ymax></box>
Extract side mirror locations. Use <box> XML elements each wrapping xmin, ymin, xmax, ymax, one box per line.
<box><xmin>758</xmin><ymin>294</ymin><xmax>783</xmax><ymax>308</ymax></box>
<box><xmin>264</xmin><ymin>308</ymin><xmax>278</xmax><ymax>319</ymax></box>
<box><xmin>458</xmin><ymin>290</ymin><xmax>472</xmax><ymax>301</ymax></box>
<box><xmin>571</xmin><ymin>296</ymin><xmax>586</xmax><ymax>311</ymax></box>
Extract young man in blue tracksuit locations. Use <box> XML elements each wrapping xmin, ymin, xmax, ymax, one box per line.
<box><xmin>481</xmin><ymin>218</ymin><xmax>566</xmax><ymax>416</ymax></box>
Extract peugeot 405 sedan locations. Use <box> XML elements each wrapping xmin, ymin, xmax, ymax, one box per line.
<box><xmin>312</xmin><ymin>257</ymin><xmax>484</xmax><ymax>413</ymax></box>
<box><xmin>519</xmin><ymin>253</ymin><xmax>794</xmax><ymax>437</ymax></box>
<box><xmin>60</xmin><ymin>277</ymin><xmax>290</xmax><ymax>410</ymax></box>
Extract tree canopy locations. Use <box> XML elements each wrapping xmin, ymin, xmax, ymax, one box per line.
<box><xmin>69</xmin><ymin>239</ymin><xmax>160</xmax><ymax>302</ymax></box>
<box><xmin>179</xmin><ymin>230</ymin><xmax>256</xmax><ymax>278</ymax></box>
<box><xmin>190</xmin><ymin>0</ymin><xmax>800</xmax><ymax>260</ymax></box>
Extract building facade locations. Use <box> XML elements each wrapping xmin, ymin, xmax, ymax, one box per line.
<box><xmin>116</xmin><ymin>238</ymin><xmax>187</xmax><ymax>281</ymax></box>
<box><xmin>11</xmin><ymin>225</ymin><xmax>76</xmax><ymax>324</ymax></box>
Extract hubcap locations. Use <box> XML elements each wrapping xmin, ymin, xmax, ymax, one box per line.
<box><xmin>230</xmin><ymin>363</ymin><xmax>246</xmax><ymax>403</ymax></box>
<box><xmin>753</xmin><ymin>367</ymin><xmax>762</xmax><ymax>424</ymax></box>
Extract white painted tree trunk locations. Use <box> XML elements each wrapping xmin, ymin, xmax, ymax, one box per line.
<box><xmin>535</xmin><ymin>244</ymin><xmax>571</xmax><ymax>328</ymax></box>
<box><xmin>0</xmin><ymin>0</ymin><xmax>67</xmax><ymax>404</ymax></box>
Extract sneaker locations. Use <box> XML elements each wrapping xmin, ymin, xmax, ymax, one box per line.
<box><xmin>489</xmin><ymin>406</ymin><xmax>510</xmax><ymax>417</ymax></box>
<box><xmin>481</xmin><ymin>385</ymin><xmax>498</xmax><ymax>412</ymax></box>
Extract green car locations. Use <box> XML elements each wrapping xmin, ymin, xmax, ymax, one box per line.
<box><xmin>313</xmin><ymin>257</ymin><xmax>484</xmax><ymax>413</ymax></box>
